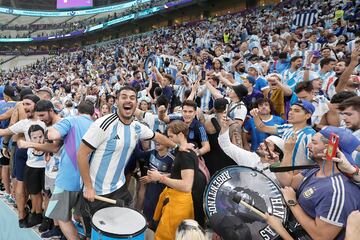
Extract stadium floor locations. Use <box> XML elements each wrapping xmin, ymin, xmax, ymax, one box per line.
<box><xmin>0</xmin><ymin>193</ymin><xmax>42</xmax><ymax>240</ymax></box>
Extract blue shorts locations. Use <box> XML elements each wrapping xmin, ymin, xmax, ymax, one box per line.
<box><xmin>13</xmin><ymin>147</ymin><xmax>28</xmax><ymax>181</ymax></box>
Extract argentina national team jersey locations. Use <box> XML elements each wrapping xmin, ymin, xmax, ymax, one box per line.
<box><xmin>276</xmin><ymin>124</ymin><xmax>316</xmax><ymax>166</ymax></box>
<box><xmin>298</xmin><ymin>169</ymin><xmax>360</xmax><ymax>240</ymax></box>
<box><xmin>82</xmin><ymin>113</ymin><xmax>155</xmax><ymax>195</ymax></box>
<box><xmin>282</xmin><ymin>69</ymin><xmax>304</xmax><ymax>90</ymax></box>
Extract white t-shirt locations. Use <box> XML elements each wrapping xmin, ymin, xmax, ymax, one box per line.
<box><xmin>9</xmin><ymin>119</ymin><xmax>47</xmax><ymax>168</ymax></box>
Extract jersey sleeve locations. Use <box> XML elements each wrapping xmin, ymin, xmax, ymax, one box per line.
<box><xmin>82</xmin><ymin>119</ymin><xmax>108</xmax><ymax>150</ymax></box>
<box><xmin>8</xmin><ymin>119</ymin><xmax>26</xmax><ymax>134</ymax></box>
<box><xmin>257</xmin><ymin>78</ymin><xmax>269</xmax><ymax>90</ymax></box>
<box><xmin>198</xmin><ymin>123</ymin><xmax>208</xmax><ymax>142</ymax></box>
<box><xmin>138</xmin><ymin>122</ymin><xmax>155</xmax><ymax>140</ymax></box>
<box><xmin>233</xmin><ymin>104</ymin><xmax>247</xmax><ymax>121</ymax></box>
<box><xmin>316</xmin><ymin>176</ymin><xmax>348</xmax><ymax>227</ymax></box>
<box><xmin>243</xmin><ymin>118</ymin><xmax>252</xmax><ymax>133</ymax></box>
<box><xmin>276</xmin><ymin>124</ymin><xmax>291</xmax><ymax>137</ymax></box>
<box><xmin>179</xmin><ymin>151</ymin><xmax>197</xmax><ymax>170</ymax></box>
<box><xmin>53</xmin><ymin>118</ymin><xmax>72</xmax><ymax>138</ymax></box>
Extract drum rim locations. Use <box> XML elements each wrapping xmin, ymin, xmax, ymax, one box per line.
<box><xmin>91</xmin><ymin>207</ymin><xmax>147</xmax><ymax>238</ymax></box>
<box><xmin>203</xmin><ymin>165</ymin><xmax>288</xmax><ymax>221</ymax></box>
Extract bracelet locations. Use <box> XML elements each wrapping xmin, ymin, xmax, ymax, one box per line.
<box><xmin>345</xmin><ymin>165</ymin><xmax>360</xmax><ymax>178</ymax></box>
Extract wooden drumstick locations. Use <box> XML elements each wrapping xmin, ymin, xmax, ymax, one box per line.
<box><xmin>239</xmin><ymin>200</ymin><xmax>266</xmax><ymax>219</ymax></box>
<box><xmin>94</xmin><ymin>195</ymin><xmax>117</xmax><ymax>205</ymax></box>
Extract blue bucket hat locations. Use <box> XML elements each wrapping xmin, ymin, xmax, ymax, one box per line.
<box><xmin>320</xmin><ymin>126</ymin><xmax>360</xmax><ymax>165</ymax></box>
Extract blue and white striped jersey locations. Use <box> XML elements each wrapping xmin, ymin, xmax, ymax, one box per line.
<box><xmin>276</xmin><ymin>124</ymin><xmax>316</xmax><ymax>166</ymax></box>
<box><xmin>82</xmin><ymin>113</ymin><xmax>155</xmax><ymax>195</ymax></box>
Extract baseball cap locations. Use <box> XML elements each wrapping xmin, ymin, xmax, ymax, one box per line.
<box><xmin>246</xmin><ymin>75</ymin><xmax>256</xmax><ymax>85</ymax></box>
<box><xmin>37</xmin><ymin>87</ymin><xmax>53</xmax><ymax>98</ymax></box>
<box><xmin>4</xmin><ymin>85</ymin><xmax>18</xmax><ymax>100</ymax></box>
<box><xmin>320</xmin><ymin>126</ymin><xmax>360</xmax><ymax>165</ymax></box>
<box><xmin>35</xmin><ymin>100</ymin><xmax>55</xmax><ymax>112</ymax></box>
<box><xmin>214</xmin><ymin>98</ymin><xmax>229</xmax><ymax>112</ymax></box>
<box><xmin>292</xmin><ymin>99</ymin><xmax>315</xmax><ymax>115</ymax></box>
<box><xmin>232</xmin><ymin>84</ymin><xmax>248</xmax><ymax>101</ymax></box>
<box><xmin>266</xmin><ymin>135</ymin><xmax>285</xmax><ymax>153</ymax></box>
<box><xmin>20</xmin><ymin>88</ymin><xmax>34</xmax><ymax>100</ymax></box>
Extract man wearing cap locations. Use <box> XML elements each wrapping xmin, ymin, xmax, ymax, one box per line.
<box><xmin>218</xmin><ymin>112</ymin><xmax>285</xmax><ymax>183</ymax></box>
<box><xmin>37</xmin><ymin>87</ymin><xmax>53</xmax><ymax>101</ymax></box>
<box><xmin>276</xmin><ymin>126</ymin><xmax>360</xmax><ymax>240</ymax></box>
<box><xmin>251</xmin><ymin>99</ymin><xmax>316</xmax><ymax>166</ymax></box>
<box><xmin>0</xmin><ymin>94</ymin><xmax>45</xmax><ymax>227</ymax></box>
<box><xmin>247</xmin><ymin>64</ymin><xmax>270</xmax><ymax>97</ymax></box>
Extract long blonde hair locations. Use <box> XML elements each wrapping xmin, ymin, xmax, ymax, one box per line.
<box><xmin>175</xmin><ymin>219</ymin><xmax>206</xmax><ymax>240</ymax></box>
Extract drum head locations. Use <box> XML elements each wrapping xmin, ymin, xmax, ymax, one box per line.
<box><xmin>203</xmin><ymin>166</ymin><xmax>288</xmax><ymax>240</ymax></box>
<box><xmin>91</xmin><ymin>207</ymin><xmax>147</xmax><ymax>237</ymax></box>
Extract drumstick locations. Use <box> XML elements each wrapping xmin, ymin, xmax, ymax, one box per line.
<box><xmin>94</xmin><ymin>195</ymin><xmax>117</xmax><ymax>205</ymax></box>
<box><xmin>239</xmin><ymin>200</ymin><xmax>266</xmax><ymax>219</ymax></box>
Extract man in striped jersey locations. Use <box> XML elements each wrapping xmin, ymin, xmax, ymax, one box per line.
<box><xmin>277</xmin><ymin>127</ymin><xmax>360</xmax><ymax>240</ymax></box>
<box><xmin>251</xmin><ymin>99</ymin><xmax>316</xmax><ymax>166</ymax></box>
<box><xmin>77</xmin><ymin>86</ymin><xmax>181</xmax><ymax>219</ymax></box>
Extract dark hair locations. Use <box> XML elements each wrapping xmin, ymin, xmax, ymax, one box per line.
<box><xmin>294</xmin><ymin>81</ymin><xmax>313</xmax><ymax>94</ymax></box>
<box><xmin>320</xmin><ymin>58</ymin><xmax>336</xmax><ymax>68</ymax></box>
<box><xmin>290</xmin><ymin>56</ymin><xmax>303</xmax><ymax>63</ymax></box>
<box><xmin>156</xmin><ymin>95</ymin><xmax>169</xmax><ymax>108</ymax></box>
<box><xmin>321</xmin><ymin>47</ymin><xmax>332</xmax><ymax>52</ymax></box>
<box><xmin>23</xmin><ymin>94</ymin><xmax>40</xmax><ymax>104</ymax></box>
<box><xmin>254</xmin><ymin>98</ymin><xmax>274</xmax><ymax>114</ymax></box>
<box><xmin>35</xmin><ymin>100</ymin><xmax>54</xmax><ymax>112</ymax></box>
<box><xmin>278</xmin><ymin>52</ymin><xmax>288</xmax><ymax>59</ymax></box>
<box><xmin>116</xmin><ymin>86</ymin><xmax>137</xmax><ymax>98</ymax></box>
<box><xmin>133</xmin><ymin>70</ymin><xmax>140</xmax><ymax>77</ymax></box>
<box><xmin>164</xmin><ymin>74</ymin><xmax>174</xmax><ymax>84</ymax></box>
<box><xmin>182</xmin><ymin>100</ymin><xmax>197</xmax><ymax>110</ymax></box>
<box><xmin>210</xmin><ymin>75</ymin><xmax>220</xmax><ymax>85</ymax></box>
<box><xmin>338</xmin><ymin>96</ymin><xmax>360</xmax><ymax>112</ymax></box>
<box><xmin>77</xmin><ymin>100</ymin><xmax>95</xmax><ymax>116</ymax></box>
<box><xmin>154</xmin><ymin>87</ymin><xmax>163</xmax><ymax>97</ymax></box>
<box><xmin>20</xmin><ymin>88</ymin><xmax>33</xmax><ymax>100</ymax></box>
<box><xmin>28</xmin><ymin>124</ymin><xmax>45</xmax><ymax>137</ymax></box>
<box><xmin>106</xmin><ymin>95</ymin><xmax>115</xmax><ymax>102</ymax></box>
<box><xmin>184</xmin><ymin>89</ymin><xmax>192</xmax><ymax>100</ymax></box>
<box><xmin>330</xmin><ymin>91</ymin><xmax>357</xmax><ymax>104</ymax></box>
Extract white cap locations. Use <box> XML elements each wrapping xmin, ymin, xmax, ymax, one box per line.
<box><xmin>266</xmin><ymin>135</ymin><xmax>285</xmax><ymax>153</ymax></box>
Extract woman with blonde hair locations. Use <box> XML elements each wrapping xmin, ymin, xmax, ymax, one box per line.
<box><xmin>175</xmin><ymin>220</ymin><xmax>206</xmax><ymax>240</ymax></box>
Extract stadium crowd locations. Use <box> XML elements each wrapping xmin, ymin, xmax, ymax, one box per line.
<box><xmin>0</xmin><ymin>0</ymin><xmax>360</xmax><ymax>239</ymax></box>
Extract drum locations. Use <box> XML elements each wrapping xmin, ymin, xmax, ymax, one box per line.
<box><xmin>91</xmin><ymin>207</ymin><xmax>147</xmax><ymax>240</ymax></box>
<box><xmin>203</xmin><ymin>166</ymin><xmax>288</xmax><ymax>240</ymax></box>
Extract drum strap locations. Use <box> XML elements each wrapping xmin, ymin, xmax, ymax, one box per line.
<box><xmin>269</xmin><ymin>165</ymin><xmax>317</xmax><ymax>172</ymax></box>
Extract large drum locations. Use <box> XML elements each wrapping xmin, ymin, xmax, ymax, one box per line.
<box><xmin>203</xmin><ymin>166</ymin><xmax>288</xmax><ymax>240</ymax></box>
<box><xmin>91</xmin><ymin>207</ymin><xmax>147</xmax><ymax>240</ymax></box>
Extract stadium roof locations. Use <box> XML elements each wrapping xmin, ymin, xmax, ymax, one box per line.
<box><xmin>0</xmin><ymin>0</ymin><xmax>129</xmax><ymax>10</ymax></box>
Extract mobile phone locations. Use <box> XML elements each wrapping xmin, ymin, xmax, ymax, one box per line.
<box><xmin>326</xmin><ymin>133</ymin><xmax>339</xmax><ymax>161</ymax></box>
<box><xmin>201</xmin><ymin>70</ymin><xmax>206</xmax><ymax>80</ymax></box>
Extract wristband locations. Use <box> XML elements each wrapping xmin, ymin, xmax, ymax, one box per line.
<box><xmin>345</xmin><ymin>165</ymin><xmax>360</xmax><ymax>178</ymax></box>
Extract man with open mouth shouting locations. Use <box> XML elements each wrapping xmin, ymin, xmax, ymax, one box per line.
<box><xmin>77</xmin><ymin>86</ymin><xmax>183</xmax><ymax>239</ymax></box>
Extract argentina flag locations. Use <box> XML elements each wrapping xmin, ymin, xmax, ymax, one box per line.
<box><xmin>293</xmin><ymin>9</ymin><xmax>318</xmax><ymax>27</ymax></box>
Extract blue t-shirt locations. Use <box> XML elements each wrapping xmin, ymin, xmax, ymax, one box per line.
<box><xmin>0</xmin><ymin>101</ymin><xmax>16</xmax><ymax>144</ymax></box>
<box><xmin>299</xmin><ymin>169</ymin><xmax>360</xmax><ymax>240</ymax></box>
<box><xmin>244</xmin><ymin>116</ymin><xmax>285</xmax><ymax>151</ymax></box>
<box><xmin>254</xmin><ymin>76</ymin><xmax>269</xmax><ymax>93</ymax></box>
<box><xmin>53</xmin><ymin>115</ymin><xmax>93</xmax><ymax>191</ymax></box>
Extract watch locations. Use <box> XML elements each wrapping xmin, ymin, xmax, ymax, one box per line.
<box><xmin>287</xmin><ymin>199</ymin><xmax>298</xmax><ymax>207</ymax></box>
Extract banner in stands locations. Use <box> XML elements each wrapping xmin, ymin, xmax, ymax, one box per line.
<box><xmin>57</xmin><ymin>0</ymin><xmax>93</xmax><ymax>10</ymax></box>
<box><xmin>0</xmin><ymin>0</ymin><xmax>150</xmax><ymax>17</ymax></box>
